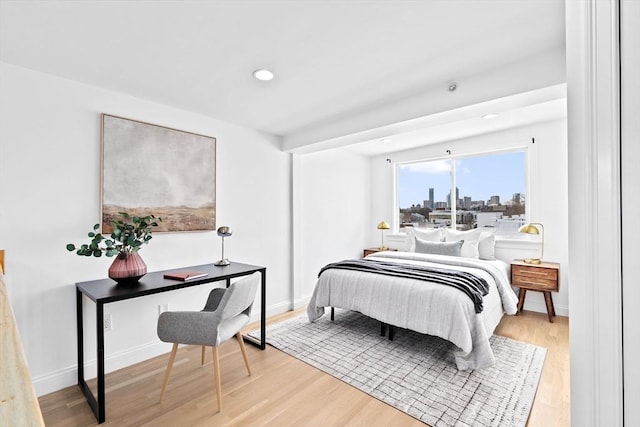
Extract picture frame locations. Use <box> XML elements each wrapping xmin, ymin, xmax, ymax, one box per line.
<box><xmin>101</xmin><ymin>114</ymin><xmax>216</xmax><ymax>232</ymax></box>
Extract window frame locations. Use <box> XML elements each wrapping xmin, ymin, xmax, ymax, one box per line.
<box><xmin>393</xmin><ymin>147</ymin><xmax>529</xmax><ymax>234</ymax></box>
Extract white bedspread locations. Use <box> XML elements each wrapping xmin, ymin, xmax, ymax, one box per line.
<box><xmin>307</xmin><ymin>251</ymin><xmax>518</xmax><ymax>370</ymax></box>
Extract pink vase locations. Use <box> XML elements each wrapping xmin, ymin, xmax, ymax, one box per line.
<box><xmin>108</xmin><ymin>252</ymin><xmax>147</xmax><ymax>285</ymax></box>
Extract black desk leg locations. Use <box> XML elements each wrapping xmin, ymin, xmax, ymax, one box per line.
<box><xmin>242</xmin><ymin>269</ymin><xmax>267</xmax><ymax>350</ymax></box>
<box><xmin>96</xmin><ymin>302</ymin><xmax>105</xmax><ymax>423</ymax></box>
<box><xmin>76</xmin><ymin>290</ymin><xmax>84</xmax><ymax>386</ymax></box>
<box><xmin>77</xmin><ymin>291</ymin><xmax>104</xmax><ymax>423</ymax></box>
<box><xmin>260</xmin><ymin>269</ymin><xmax>266</xmax><ymax>350</ymax></box>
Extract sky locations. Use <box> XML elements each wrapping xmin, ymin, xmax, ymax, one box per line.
<box><xmin>397</xmin><ymin>151</ymin><xmax>526</xmax><ymax>208</ymax></box>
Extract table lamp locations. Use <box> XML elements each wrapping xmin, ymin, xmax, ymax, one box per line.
<box><xmin>377</xmin><ymin>221</ymin><xmax>390</xmax><ymax>250</ymax></box>
<box><xmin>214</xmin><ymin>226</ymin><xmax>232</xmax><ymax>266</ymax></box>
<box><xmin>518</xmin><ymin>222</ymin><xmax>544</xmax><ymax>264</ymax></box>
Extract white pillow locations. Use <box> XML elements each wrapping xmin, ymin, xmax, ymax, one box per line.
<box><xmin>403</xmin><ymin>228</ymin><xmax>415</xmax><ymax>251</ymax></box>
<box><xmin>407</xmin><ymin>228</ymin><xmax>443</xmax><ymax>252</ymax></box>
<box><xmin>478</xmin><ymin>231</ymin><xmax>496</xmax><ymax>260</ymax></box>
<box><xmin>443</xmin><ymin>228</ymin><xmax>482</xmax><ymax>258</ymax></box>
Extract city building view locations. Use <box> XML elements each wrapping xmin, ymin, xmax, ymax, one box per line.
<box><xmin>397</xmin><ymin>152</ymin><xmax>526</xmax><ymax>231</ymax></box>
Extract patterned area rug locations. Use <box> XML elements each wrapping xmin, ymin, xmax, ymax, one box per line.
<box><xmin>252</xmin><ymin>310</ymin><xmax>546</xmax><ymax>426</ymax></box>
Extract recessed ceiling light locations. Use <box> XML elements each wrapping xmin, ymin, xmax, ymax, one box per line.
<box><xmin>253</xmin><ymin>69</ymin><xmax>274</xmax><ymax>81</ymax></box>
<box><xmin>481</xmin><ymin>113</ymin><xmax>498</xmax><ymax>119</ymax></box>
<box><xmin>380</xmin><ymin>138</ymin><xmax>393</xmax><ymax>143</ymax></box>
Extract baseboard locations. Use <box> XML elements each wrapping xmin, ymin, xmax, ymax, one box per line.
<box><xmin>292</xmin><ymin>294</ymin><xmax>312</xmax><ymax>310</ymax></box>
<box><xmin>523</xmin><ymin>299</ymin><xmax>569</xmax><ymax>317</ymax></box>
<box><xmin>34</xmin><ymin>299</ymin><xmax>301</xmax><ymax>397</ymax></box>
<box><xmin>251</xmin><ymin>299</ymin><xmax>294</xmax><ymax>322</ymax></box>
<box><xmin>31</xmin><ymin>364</ymin><xmax>77</xmax><ymax>398</ymax></box>
<box><xmin>32</xmin><ymin>340</ymin><xmax>171</xmax><ymax>397</ymax></box>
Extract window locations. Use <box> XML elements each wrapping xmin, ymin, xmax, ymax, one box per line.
<box><xmin>397</xmin><ymin>151</ymin><xmax>526</xmax><ymax>232</ymax></box>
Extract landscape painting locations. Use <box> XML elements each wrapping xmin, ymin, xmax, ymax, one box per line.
<box><xmin>101</xmin><ymin>114</ymin><xmax>216</xmax><ymax>232</ymax></box>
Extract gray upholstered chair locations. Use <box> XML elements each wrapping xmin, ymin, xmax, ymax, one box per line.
<box><xmin>157</xmin><ymin>272</ymin><xmax>260</xmax><ymax>411</ymax></box>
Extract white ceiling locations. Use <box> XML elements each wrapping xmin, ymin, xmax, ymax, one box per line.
<box><xmin>0</xmin><ymin>0</ymin><xmax>566</xmax><ymax>155</ymax></box>
<box><xmin>341</xmin><ymin>84</ymin><xmax>567</xmax><ymax>156</ymax></box>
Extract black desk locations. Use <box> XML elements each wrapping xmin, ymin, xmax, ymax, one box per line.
<box><xmin>76</xmin><ymin>262</ymin><xmax>266</xmax><ymax>424</ymax></box>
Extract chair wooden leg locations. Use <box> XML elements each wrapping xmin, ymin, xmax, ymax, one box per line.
<box><xmin>236</xmin><ymin>332</ymin><xmax>252</xmax><ymax>376</ymax></box>
<box><xmin>212</xmin><ymin>346</ymin><xmax>222</xmax><ymax>412</ymax></box>
<box><xmin>159</xmin><ymin>343</ymin><xmax>178</xmax><ymax>403</ymax></box>
<box><xmin>201</xmin><ymin>345</ymin><xmax>206</xmax><ymax>365</ymax></box>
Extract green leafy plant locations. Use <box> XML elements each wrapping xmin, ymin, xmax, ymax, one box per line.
<box><xmin>67</xmin><ymin>212</ymin><xmax>161</xmax><ymax>257</ymax></box>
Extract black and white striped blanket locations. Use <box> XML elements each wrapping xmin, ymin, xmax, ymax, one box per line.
<box><xmin>319</xmin><ymin>258</ymin><xmax>489</xmax><ymax>313</ymax></box>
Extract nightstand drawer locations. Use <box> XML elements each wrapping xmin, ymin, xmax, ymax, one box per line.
<box><xmin>512</xmin><ymin>264</ymin><xmax>558</xmax><ymax>280</ymax></box>
<box><xmin>511</xmin><ymin>274</ymin><xmax>558</xmax><ymax>291</ymax></box>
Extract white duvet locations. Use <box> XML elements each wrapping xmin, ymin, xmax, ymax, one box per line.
<box><xmin>307</xmin><ymin>251</ymin><xmax>518</xmax><ymax>370</ymax></box>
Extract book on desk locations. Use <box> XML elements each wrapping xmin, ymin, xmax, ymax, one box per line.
<box><xmin>163</xmin><ymin>271</ymin><xmax>209</xmax><ymax>281</ymax></box>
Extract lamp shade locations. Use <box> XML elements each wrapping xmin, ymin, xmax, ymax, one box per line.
<box><xmin>377</xmin><ymin>221</ymin><xmax>390</xmax><ymax>230</ymax></box>
<box><xmin>518</xmin><ymin>223</ymin><xmax>540</xmax><ymax>235</ymax></box>
<box><xmin>217</xmin><ymin>226</ymin><xmax>232</xmax><ymax>237</ymax></box>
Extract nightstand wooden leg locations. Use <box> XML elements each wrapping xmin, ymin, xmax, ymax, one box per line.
<box><xmin>517</xmin><ymin>288</ymin><xmax>527</xmax><ymax>314</ymax></box>
<box><xmin>380</xmin><ymin>322</ymin><xmax>386</xmax><ymax>337</ymax></box>
<box><xmin>330</xmin><ymin>307</ymin><xmax>334</xmax><ymax>321</ymax></box>
<box><xmin>544</xmin><ymin>292</ymin><xmax>555</xmax><ymax>322</ymax></box>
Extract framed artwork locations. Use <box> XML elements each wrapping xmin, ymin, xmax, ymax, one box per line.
<box><xmin>101</xmin><ymin>114</ymin><xmax>216</xmax><ymax>232</ymax></box>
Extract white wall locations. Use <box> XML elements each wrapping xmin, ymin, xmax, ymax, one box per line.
<box><xmin>0</xmin><ymin>62</ymin><xmax>292</xmax><ymax>396</ymax></box>
<box><xmin>295</xmin><ymin>149</ymin><xmax>371</xmax><ymax>300</ymax></box>
<box><xmin>369</xmin><ymin>119</ymin><xmax>569</xmax><ymax>316</ymax></box>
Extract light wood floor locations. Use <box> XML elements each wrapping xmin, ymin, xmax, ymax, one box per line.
<box><xmin>39</xmin><ymin>309</ymin><xmax>569</xmax><ymax>427</ymax></box>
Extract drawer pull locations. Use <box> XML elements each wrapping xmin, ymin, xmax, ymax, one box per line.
<box><xmin>519</xmin><ymin>279</ymin><xmax>545</xmax><ymax>286</ymax></box>
<box><xmin>516</xmin><ymin>269</ymin><xmax>548</xmax><ymax>276</ymax></box>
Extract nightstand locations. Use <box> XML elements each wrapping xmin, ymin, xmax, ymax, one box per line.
<box><xmin>363</xmin><ymin>248</ymin><xmax>397</xmax><ymax>257</ymax></box>
<box><xmin>511</xmin><ymin>260</ymin><xmax>560</xmax><ymax>322</ymax></box>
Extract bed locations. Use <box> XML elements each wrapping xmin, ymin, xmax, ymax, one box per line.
<box><xmin>306</xmin><ymin>246</ymin><xmax>519</xmax><ymax>370</ymax></box>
